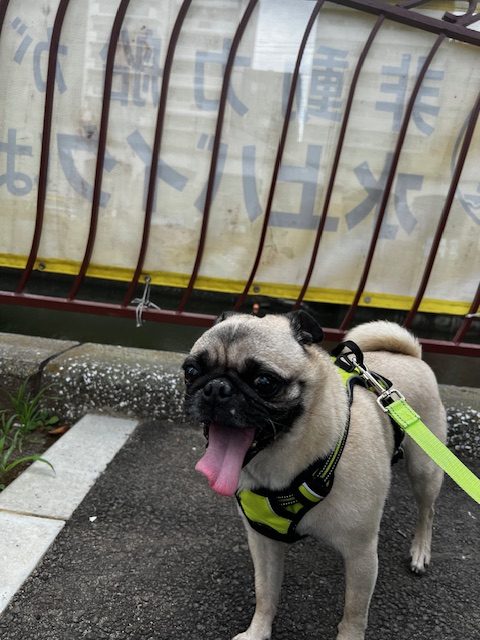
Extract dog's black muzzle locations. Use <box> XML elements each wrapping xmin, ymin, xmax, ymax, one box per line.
<box><xmin>184</xmin><ymin>369</ymin><xmax>304</xmax><ymax>464</ymax></box>
<box><xmin>202</xmin><ymin>377</ymin><xmax>234</xmax><ymax>404</ymax></box>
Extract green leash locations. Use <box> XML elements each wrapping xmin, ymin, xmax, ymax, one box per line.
<box><xmin>336</xmin><ymin>348</ymin><xmax>480</xmax><ymax>505</ymax></box>
<box><xmin>384</xmin><ymin>397</ymin><xmax>480</xmax><ymax>504</ymax></box>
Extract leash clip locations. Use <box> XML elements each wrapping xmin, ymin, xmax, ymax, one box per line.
<box><xmin>343</xmin><ymin>353</ymin><xmax>405</xmax><ymax>412</ymax></box>
<box><xmin>343</xmin><ymin>353</ymin><xmax>386</xmax><ymax>394</ymax></box>
<box><xmin>336</xmin><ymin>353</ymin><xmax>358</xmax><ymax>373</ymax></box>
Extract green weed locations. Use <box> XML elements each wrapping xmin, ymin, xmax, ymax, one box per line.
<box><xmin>0</xmin><ymin>379</ymin><xmax>57</xmax><ymax>490</ymax></box>
<box><xmin>0</xmin><ymin>412</ymin><xmax>55</xmax><ymax>490</ymax></box>
<box><xmin>4</xmin><ymin>378</ymin><xmax>59</xmax><ymax>450</ymax></box>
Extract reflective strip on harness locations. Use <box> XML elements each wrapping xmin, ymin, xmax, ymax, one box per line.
<box><xmin>299</xmin><ymin>483</ymin><xmax>323</xmax><ymax>501</ymax></box>
<box><xmin>237</xmin><ymin>478</ymin><xmax>325</xmax><ymax>543</ymax></box>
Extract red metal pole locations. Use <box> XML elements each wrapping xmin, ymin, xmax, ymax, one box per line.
<box><xmin>294</xmin><ymin>15</ymin><xmax>384</xmax><ymax>309</ymax></box>
<box><xmin>177</xmin><ymin>0</ymin><xmax>259</xmax><ymax>314</ymax></box>
<box><xmin>123</xmin><ymin>0</ymin><xmax>193</xmax><ymax>307</ymax></box>
<box><xmin>16</xmin><ymin>0</ymin><xmax>71</xmax><ymax>293</ymax></box>
<box><xmin>68</xmin><ymin>0</ymin><xmax>132</xmax><ymax>301</ymax></box>
<box><xmin>453</xmin><ymin>282</ymin><xmax>480</xmax><ymax>345</ymax></box>
<box><xmin>234</xmin><ymin>0</ymin><xmax>325</xmax><ymax>311</ymax></box>
<box><xmin>339</xmin><ymin>34</ymin><xmax>445</xmax><ymax>331</ymax></box>
<box><xmin>404</xmin><ymin>89</ymin><xmax>480</xmax><ymax>328</ymax></box>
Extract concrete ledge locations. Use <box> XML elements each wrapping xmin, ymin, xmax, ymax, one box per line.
<box><xmin>440</xmin><ymin>385</ymin><xmax>480</xmax><ymax>411</ymax></box>
<box><xmin>0</xmin><ymin>333</ymin><xmax>186</xmax><ymax>423</ymax></box>
<box><xmin>43</xmin><ymin>342</ymin><xmax>186</xmax><ymax>423</ymax></box>
<box><xmin>0</xmin><ymin>332</ymin><xmax>78</xmax><ymax>395</ymax></box>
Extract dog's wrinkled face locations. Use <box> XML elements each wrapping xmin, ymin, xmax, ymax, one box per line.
<box><xmin>183</xmin><ymin>311</ymin><xmax>323</xmax><ymax>496</ymax></box>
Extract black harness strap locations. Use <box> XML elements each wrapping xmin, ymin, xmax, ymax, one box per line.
<box><xmin>331</xmin><ymin>341</ymin><xmax>405</xmax><ymax>464</ymax></box>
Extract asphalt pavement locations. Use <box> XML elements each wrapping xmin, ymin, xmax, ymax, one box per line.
<box><xmin>0</xmin><ymin>419</ymin><xmax>478</xmax><ymax>640</ymax></box>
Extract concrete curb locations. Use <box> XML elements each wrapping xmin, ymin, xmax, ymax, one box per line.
<box><xmin>43</xmin><ymin>341</ymin><xmax>186</xmax><ymax>424</ymax></box>
<box><xmin>0</xmin><ymin>414</ymin><xmax>138</xmax><ymax>615</ymax></box>
<box><xmin>0</xmin><ymin>333</ymin><xmax>79</xmax><ymax>395</ymax></box>
<box><xmin>0</xmin><ymin>332</ymin><xmax>186</xmax><ymax>424</ymax></box>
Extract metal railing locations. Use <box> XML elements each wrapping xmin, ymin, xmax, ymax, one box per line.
<box><xmin>0</xmin><ymin>0</ymin><xmax>478</xmax><ymax>356</ymax></box>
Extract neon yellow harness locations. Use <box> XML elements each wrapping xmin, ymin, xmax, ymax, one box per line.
<box><xmin>236</xmin><ymin>413</ymin><xmax>349</xmax><ymax>543</ymax></box>
<box><xmin>236</xmin><ymin>349</ymin><xmax>387</xmax><ymax>543</ymax></box>
<box><xmin>237</xmin><ymin>342</ymin><xmax>480</xmax><ymax>544</ymax></box>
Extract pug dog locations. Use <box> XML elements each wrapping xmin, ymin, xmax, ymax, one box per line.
<box><xmin>183</xmin><ymin>311</ymin><xmax>446</xmax><ymax>640</ymax></box>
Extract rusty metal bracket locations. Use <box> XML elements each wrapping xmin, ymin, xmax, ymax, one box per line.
<box><xmin>130</xmin><ymin>276</ymin><xmax>161</xmax><ymax>328</ymax></box>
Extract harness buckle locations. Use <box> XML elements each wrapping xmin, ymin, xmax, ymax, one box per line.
<box><xmin>376</xmin><ymin>388</ymin><xmax>405</xmax><ymax>412</ymax></box>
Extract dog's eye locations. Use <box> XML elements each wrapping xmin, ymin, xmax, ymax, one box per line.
<box><xmin>253</xmin><ymin>374</ymin><xmax>280</xmax><ymax>398</ymax></box>
<box><xmin>184</xmin><ymin>364</ymin><xmax>201</xmax><ymax>383</ymax></box>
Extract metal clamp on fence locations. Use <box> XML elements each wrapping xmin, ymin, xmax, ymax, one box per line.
<box><xmin>130</xmin><ymin>276</ymin><xmax>161</xmax><ymax>327</ymax></box>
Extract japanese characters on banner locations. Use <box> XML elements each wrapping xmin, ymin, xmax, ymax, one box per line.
<box><xmin>0</xmin><ymin>0</ymin><xmax>478</xmax><ymax>314</ymax></box>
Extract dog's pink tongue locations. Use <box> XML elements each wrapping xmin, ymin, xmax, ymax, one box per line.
<box><xmin>195</xmin><ymin>423</ymin><xmax>255</xmax><ymax>496</ymax></box>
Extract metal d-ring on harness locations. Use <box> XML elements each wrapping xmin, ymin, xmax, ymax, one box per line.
<box><xmin>336</xmin><ymin>348</ymin><xmax>405</xmax><ymax>407</ymax></box>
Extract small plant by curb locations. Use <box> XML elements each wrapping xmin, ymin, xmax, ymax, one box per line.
<box><xmin>0</xmin><ymin>378</ymin><xmax>59</xmax><ymax>491</ymax></box>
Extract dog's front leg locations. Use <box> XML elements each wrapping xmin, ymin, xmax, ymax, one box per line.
<box><xmin>336</xmin><ymin>538</ymin><xmax>378</xmax><ymax>640</ymax></box>
<box><xmin>233</xmin><ymin>524</ymin><xmax>287</xmax><ymax>640</ymax></box>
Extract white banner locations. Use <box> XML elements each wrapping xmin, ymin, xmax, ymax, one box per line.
<box><xmin>0</xmin><ymin>0</ymin><xmax>479</xmax><ymax>315</ymax></box>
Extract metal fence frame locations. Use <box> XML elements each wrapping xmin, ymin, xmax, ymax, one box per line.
<box><xmin>0</xmin><ymin>0</ymin><xmax>479</xmax><ymax>355</ymax></box>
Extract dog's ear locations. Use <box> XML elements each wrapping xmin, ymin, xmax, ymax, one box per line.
<box><xmin>215</xmin><ymin>310</ymin><xmax>237</xmax><ymax>325</ymax></box>
<box><xmin>287</xmin><ymin>310</ymin><xmax>324</xmax><ymax>345</ymax></box>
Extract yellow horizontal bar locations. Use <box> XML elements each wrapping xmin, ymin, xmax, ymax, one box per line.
<box><xmin>0</xmin><ymin>253</ymin><xmax>471</xmax><ymax>316</ymax></box>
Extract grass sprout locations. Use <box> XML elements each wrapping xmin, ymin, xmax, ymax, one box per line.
<box><xmin>0</xmin><ymin>378</ymin><xmax>58</xmax><ymax>490</ymax></box>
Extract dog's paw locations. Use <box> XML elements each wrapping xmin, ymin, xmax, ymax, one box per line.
<box><xmin>336</xmin><ymin>620</ymin><xmax>366</xmax><ymax>640</ymax></box>
<box><xmin>409</xmin><ymin>541</ymin><xmax>430</xmax><ymax>575</ymax></box>
<box><xmin>232</xmin><ymin>631</ymin><xmax>270</xmax><ymax>640</ymax></box>
<box><xmin>410</xmin><ymin>557</ymin><xmax>429</xmax><ymax>575</ymax></box>
<box><xmin>336</xmin><ymin>629</ymin><xmax>365</xmax><ymax>640</ymax></box>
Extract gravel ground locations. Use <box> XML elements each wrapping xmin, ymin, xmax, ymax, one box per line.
<box><xmin>446</xmin><ymin>406</ymin><xmax>480</xmax><ymax>459</ymax></box>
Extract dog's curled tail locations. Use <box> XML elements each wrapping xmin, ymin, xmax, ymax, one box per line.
<box><xmin>345</xmin><ymin>321</ymin><xmax>422</xmax><ymax>358</ymax></box>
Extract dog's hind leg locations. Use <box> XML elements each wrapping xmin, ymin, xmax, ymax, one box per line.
<box><xmin>404</xmin><ymin>440</ymin><xmax>444</xmax><ymax>574</ymax></box>
<box><xmin>232</xmin><ymin>525</ymin><xmax>287</xmax><ymax>640</ymax></box>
